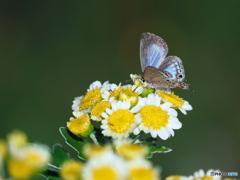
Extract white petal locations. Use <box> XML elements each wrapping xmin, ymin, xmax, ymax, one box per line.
<box><xmin>179</xmin><ymin>108</ymin><xmax>187</xmax><ymax>115</ymax></box>
<box><xmin>106</xmin><ymin>108</ymin><xmax>112</xmax><ymax>115</ymax></box>
<box><xmin>168</xmin><ymin>108</ymin><xmax>178</xmax><ymax>117</ymax></box>
<box><xmin>101</xmin><ymin>112</ymin><xmax>109</xmax><ymax>119</ymax></box>
<box><xmin>165</xmin><ymin>126</ymin><xmax>175</xmax><ymax>136</ymax></box>
<box><xmin>168</xmin><ymin>118</ymin><xmax>182</xmax><ymax>129</ymax></box>
<box><xmin>133</xmin><ymin>127</ymin><xmax>140</xmax><ymax>135</ymax></box>
<box><xmin>112</xmin><ymin>102</ymin><xmax>118</xmax><ymax>111</ymax></box>
<box><xmin>157</xmin><ymin>128</ymin><xmax>169</xmax><ymax>140</ymax></box>
<box><xmin>161</xmin><ymin>102</ymin><xmax>172</xmax><ymax>110</ymax></box>
<box><xmin>150</xmin><ymin>130</ymin><xmax>158</xmax><ymax>138</ymax></box>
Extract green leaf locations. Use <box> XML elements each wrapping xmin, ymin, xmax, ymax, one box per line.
<box><xmin>51</xmin><ymin>144</ymin><xmax>70</xmax><ymax>168</ymax></box>
<box><xmin>40</xmin><ymin>144</ymin><xmax>70</xmax><ymax>179</ymax></box>
<box><xmin>59</xmin><ymin>127</ymin><xmax>88</xmax><ymax>160</ymax></box>
<box><xmin>146</xmin><ymin>145</ymin><xmax>172</xmax><ymax>158</ymax></box>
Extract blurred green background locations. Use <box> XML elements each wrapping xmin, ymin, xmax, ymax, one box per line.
<box><xmin>1</xmin><ymin>0</ymin><xmax>239</xmax><ymax>178</ymax></box>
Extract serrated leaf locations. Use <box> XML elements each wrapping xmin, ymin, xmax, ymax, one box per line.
<box><xmin>59</xmin><ymin>127</ymin><xmax>88</xmax><ymax>160</ymax></box>
<box><xmin>50</xmin><ymin>144</ymin><xmax>70</xmax><ymax>170</ymax></box>
<box><xmin>146</xmin><ymin>145</ymin><xmax>172</xmax><ymax>158</ymax></box>
<box><xmin>40</xmin><ymin>144</ymin><xmax>69</xmax><ymax>179</ymax></box>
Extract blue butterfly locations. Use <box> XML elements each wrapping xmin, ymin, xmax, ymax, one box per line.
<box><xmin>140</xmin><ymin>32</ymin><xmax>189</xmax><ymax>89</ymax></box>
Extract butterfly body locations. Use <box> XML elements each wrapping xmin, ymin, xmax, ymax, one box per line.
<box><xmin>142</xmin><ymin>66</ymin><xmax>189</xmax><ymax>89</ymax></box>
<box><xmin>140</xmin><ymin>32</ymin><xmax>189</xmax><ymax>89</ymax></box>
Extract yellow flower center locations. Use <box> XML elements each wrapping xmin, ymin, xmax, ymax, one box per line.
<box><xmin>129</xmin><ymin>167</ymin><xmax>157</xmax><ymax>180</ymax></box>
<box><xmin>93</xmin><ymin>166</ymin><xmax>118</xmax><ymax>180</ymax></box>
<box><xmin>80</xmin><ymin>88</ymin><xmax>102</xmax><ymax>110</ymax></box>
<box><xmin>8</xmin><ymin>159</ymin><xmax>34</xmax><ymax>179</ymax></box>
<box><xmin>157</xmin><ymin>91</ymin><xmax>184</xmax><ymax>108</ymax></box>
<box><xmin>91</xmin><ymin>101</ymin><xmax>111</xmax><ymax>118</ymax></box>
<box><xmin>25</xmin><ymin>151</ymin><xmax>45</xmax><ymax>168</ymax></box>
<box><xmin>60</xmin><ymin>160</ymin><xmax>82</xmax><ymax>180</ymax></box>
<box><xmin>67</xmin><ymin>114</ymin><xmax>92</xmax><ymax>136</ymax></box>
<box><xmin>108</xmin><ymin>109</ymin><xmax>135</xmax><ymax>134</ymax></box>
<box><xmin>116</xmin><ymin>144</ymin><xmax>147</xmax><ymax>160</ymax></box>
<box><xmin>140</xmin><ymin>105</ymin><xmax>169</xmax><ymax>130</ymax></box>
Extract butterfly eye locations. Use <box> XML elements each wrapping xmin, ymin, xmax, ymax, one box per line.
<box><xmin>141</xmin><ymin>79</ymin><xmax>145</xmax><ymax>83</ymax></box>
<box><xmin>177</xmin><ymin>74</ymin><xmax>183</xmax><ymax>78</ymax></box>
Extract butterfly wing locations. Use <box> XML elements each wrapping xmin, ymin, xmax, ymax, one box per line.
<box><xmin>158</xmin><ymin>56</ymin><xmax>185</xmax><ymax>81</ymax></box>
<box><xmin>140</xmin><ymin>32</ymin><xmax>168</xmax><ymax>71</ymax></box>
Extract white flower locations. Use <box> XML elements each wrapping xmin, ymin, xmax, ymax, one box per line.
<box><xmin>156</xmin><ymin>90</ymin><xmax>193</xmax><ymax>115</ymax></box>
<box><xmin>13</xmin><ymin>143</ymin><xmax>51</xmax><ymax>169</ymax></box>
<box><xmin>101</xmin><ymin>100</ymin><xmax>142</xmax><ymax>139</ymax></box>
<box><xmin>127</xmin><ymin>159</ymin><xmax>160</xmax><ymax>180</ymax></box>
<box><xmin>82</xmin><ymin>152</ymin><xmax>128</xmax><ymax>180</ymax></box>
<box><xmin>72</xmin><ymin>81</ymin><xmax>110</xmax><ymax>113</ymax></box>
<box><xmin>133</xmin><ymin>94</ymin><xmax>182</xmax><ymax>140</ymax></box>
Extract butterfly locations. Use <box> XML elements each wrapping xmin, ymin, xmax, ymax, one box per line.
<box><xmin>140</xmin><ymin>32</ymin><xmax>189</xmax><ymax>89</ymax></box>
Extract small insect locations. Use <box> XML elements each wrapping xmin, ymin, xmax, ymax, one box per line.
<box><xmin>140</xmin><ymin>32</ymin><xmax>189</xmax><ymax>89</ymax></box>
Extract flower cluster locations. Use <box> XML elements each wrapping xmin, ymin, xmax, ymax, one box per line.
<box><xmin>0</xmin><ymin>130</ymin><xmax>51</xmax><ymax>180</ymax></box>
<box><xmin>67</xmin><ymin>75</ymin><xmax>192</xmax><ymax>140</ymax></box>
<box><xmin>60</xmin><ymin>141</ymin><xmax>160</xmax><ymax>180</ymax></box>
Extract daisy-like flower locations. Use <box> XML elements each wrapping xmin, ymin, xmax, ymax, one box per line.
<box><xmin>83</xmin><ymin>144</ymin><xmax>112</xmax><ymax>159</ymax></box>
<box><xmin>67</xmin><ymin>112</ymin><xmax>93</xmax><ymax>137</ymax></box>
<box><xmin>72</xmin><ymin>81</ymin><xmax>110</xmax><ymax>113</ymax></box>
<box><xmin>101</xmin><ymin>100</ymin><xmax>142</xmax><ymax>139</ymax></box>
<box><xmin>102</xmin><ymin>83</ymin><xmax>143</xmax><ymax>102</ymax></box>
<box><xmin>8</xmin><ymin>144</ymin><xmax>51</xmax><ymax>179</ymax></box>
<box><xmin>127</xmin><ymin>159</ymin><xmax>160</xmax><ymax>180</ymax></box>
<box><xmin>114</xmin><ymin>139</ymin><xmax>148</xmax><ymax>160</ymax></box>
<box><xmin>60</xmin><ymin>160</ymin><xmax>83</xmax><ymax>180</ymax></box>
<box><xmin>91</xmin><ymin>100</ymin><xmax>112</xmax><ymax>121</ymax></box>
<box><xmin>82</xmin><ymin>152</ymin><xmax>128</xmax><ymax>180</ymax></box>
<box><xmin>133</xmin><ymin>94</ymin><xmax>182</xmax><ymax>140</ymax></box>
<box><xmin>156</xmin><ymin>90</ymin><xmax>193</xmax><ymax>115</ymax></box>
<box><xmin>188</xmin><ymin>169</ymin><xmax>221</xmax><ymax>180</ymax></box>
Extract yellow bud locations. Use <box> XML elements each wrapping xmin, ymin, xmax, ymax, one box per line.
<box><xmin>118</xmin><ymin>89</ymin><xmax>138</xmax><ymax>107</ymax></box>
<box><xmin>67</xmin><ymin>114</ymin><xmax>94</xmax><ymax>137</ymax></box>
